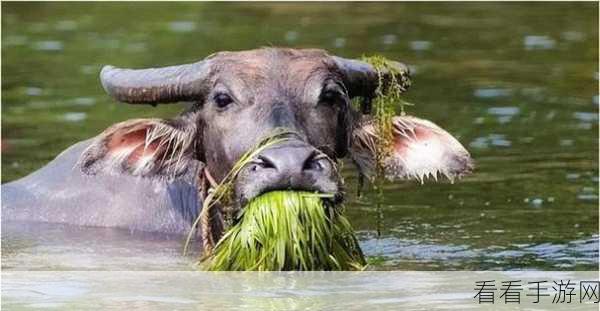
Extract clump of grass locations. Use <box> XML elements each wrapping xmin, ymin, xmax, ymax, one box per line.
<box><xmin>361</xmin><ymin>55</ymin><xmax>412</xmax><ymax>168</ymax></box>
<box><xmin>201</xmin><ymin>191</ymin><xmax>366</xmax><ymax>271</ymax></box>
<box><xmin>360</xmin><ymin>55</ymin><xmax>412</xmax><ymax>236</ymax></box>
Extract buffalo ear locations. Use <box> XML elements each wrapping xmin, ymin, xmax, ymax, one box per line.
<box><xmin>79</xmin><ymin>118</ymin><xmax>197</xmax><ymax>178</ymax></box>
<box><xmin>350</xmin><ymin>115</ymin><xmax>473</xmax><ymax>183</ymax></box>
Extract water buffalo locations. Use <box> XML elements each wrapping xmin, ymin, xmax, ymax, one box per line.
<box><xmin>1</xmin><ymin>48</ymin><xmax>472</xmax><ymax>239</ymax></box>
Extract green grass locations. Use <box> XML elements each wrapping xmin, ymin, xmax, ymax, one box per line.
<box><xmin>201</xmin><ymin>191</ymin><xmax>366</xmax><ymax>271</ymax></box>
<box><xmin>360</xmin><ymin>56</ymin><xmax>413</xmax><ymax>235</ymax></box>
<box><xmin>361</xmin><ymin>55</ymin><xmax>413</xmax><ymax>168</ymax></box>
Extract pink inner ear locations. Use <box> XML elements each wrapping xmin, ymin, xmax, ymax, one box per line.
<box><xmin>386</xmin><ymin>116</ymin><xmax>472</xmax><ymax>182</ymax></box>
<box><xmin>128</xmin><ymin>141</ymin><xmax>162</xmax><ymax>165</ymax></box>
<box><xmin>105</xmin><ymin>127</ymin><xmax>163</xmax><ymax>167</ymax></box>
<box><xmin>81</xmin><ymin>118</ymin><xmax>194</xmax><ymax>177</ymax></box>
<box><xmin>393</xmin><ymin>127</ymin><xmax>432</xmax><ymax>154</ymax></box>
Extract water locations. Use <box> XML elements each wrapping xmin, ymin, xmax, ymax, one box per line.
<box><xmin>3</xmin><ymin>271</ymin><xmax>599</xmax><ymax>310</ymax></box>
<box><xmin>1</xmin><ymin>2</ymin><xmax>598</xmax><ymax>275</ymax></box>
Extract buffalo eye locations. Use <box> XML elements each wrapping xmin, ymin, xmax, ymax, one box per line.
<box><xmin>214</xmin><ymin>93</ymin><xmax>233</xmax><ymax>109</ymax></box>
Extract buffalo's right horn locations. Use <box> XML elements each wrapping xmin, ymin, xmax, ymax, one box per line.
<box><xmin>100</xmin><ymin>59</ymin><xmax>212</xmax><ymax>105</ymax></box>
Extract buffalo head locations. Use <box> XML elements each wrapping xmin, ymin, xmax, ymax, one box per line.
<box><xmin>80</xmin><ymin>48</ymin><xmax>472</xmax><ymax>210</ymax></box>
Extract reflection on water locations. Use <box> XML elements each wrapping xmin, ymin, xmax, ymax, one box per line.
<box><xmin>1</xmin><ymin>2</ymin><xmax>598</xmax><ymax>273</ymax></box>
<box><xmin>2</xmin><ymin>271</ymin><xmax>599</xmax><ymax>310</ymax></box>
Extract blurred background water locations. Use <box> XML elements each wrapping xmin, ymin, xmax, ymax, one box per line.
<box><xmin>1</xmin><ymin>2</ymin><xmax>598</xmax><ymax>271</ymax></box>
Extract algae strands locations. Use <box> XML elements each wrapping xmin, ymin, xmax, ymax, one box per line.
<box><xmin>202</xmin><ymin>191</ymin><xmax>366</xmax><ymax>271</ymax></box>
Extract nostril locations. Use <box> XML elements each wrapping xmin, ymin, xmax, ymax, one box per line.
<box><xmin>302</xmin><ymin>151</ymin><xmax>326</xmax><ymax>172</ymax></box>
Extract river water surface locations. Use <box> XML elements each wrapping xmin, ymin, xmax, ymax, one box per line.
<box><xmin>2</xmin><ymin>1</ymin><xmax>598</xmax><ymax>275</ymax></box>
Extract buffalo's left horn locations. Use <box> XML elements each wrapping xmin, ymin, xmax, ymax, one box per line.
<box><xmin>332</xmin><ymin>56</ymin><xmax>411</xmax><ymax>101</ymax></box>
<box><xmin>100</xmin><ymin>59</ymin><xmax>212</xmax><ymax>105</ymax></box>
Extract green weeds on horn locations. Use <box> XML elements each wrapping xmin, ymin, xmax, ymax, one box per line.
<box><xmin>360</xmin><ymin>55</ymin><xmax>413</xmax><ymax>236</ymax></box>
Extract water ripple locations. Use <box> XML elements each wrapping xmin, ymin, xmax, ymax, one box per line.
<box><xmin>523</xmin><ymin>35</ymin><xmax>556</xmax><ymax>50</ymax></box>
<box><xmin>168</xmin><ymin>21</ymin><xmax>196</xmax><ymax>33</ymax></box>
<box><xmin>473</xmin><ymin>88</ymin><xmax>512</xmax><ymax>99</ymax></box>
<box><xmin>359</xmin><ymin>235</ymin><xmax>598</xmax><ymax>269</ymax></box>
<box><xmin>32</xmin><ymin>41</ymin><xmax>63</xmax><ymax>52</ymax></box>
<box><xmin>410</xmin><ymin>40</ymin><xmax>431</xmax><ymax>51</ymax></box>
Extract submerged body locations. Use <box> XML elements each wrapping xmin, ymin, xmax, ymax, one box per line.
<box><xmin>1</xmin><ymin>140</ymin><xmax>202</xmax><ymax>234</ymax></box>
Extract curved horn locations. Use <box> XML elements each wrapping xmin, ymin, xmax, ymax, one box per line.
<box><xmin>100</xmin><ymin>59</ymin><xmax>212</xmax><ymax>105</ymax></box>
<box><xmin>332</xmin><ymin>56</ymin><xmax>411</xmax><ymax>100</ymax></box>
